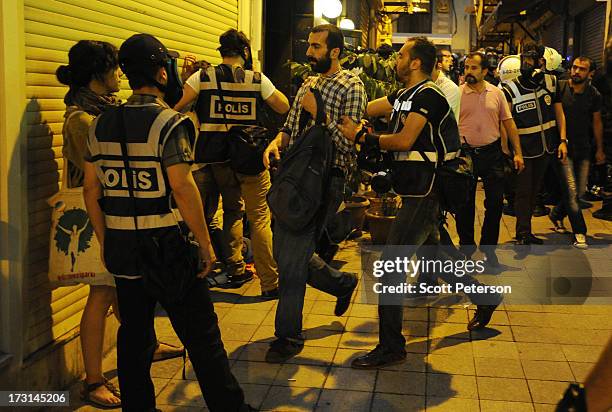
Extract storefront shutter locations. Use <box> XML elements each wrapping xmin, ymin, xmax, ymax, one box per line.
<box><xmin>24</xmin><ymin>0</ymin><xmax>238</xmax><ymax>357</ymax></box>
<box><xmin>542</xmin><ymin>16</ymin><xmax>564</xmax><ymax>55</ymax></box>
<box><xmin>579</xmin><ymin>3</ymin><xmax>605</xmax><ymax>69</ymax></box>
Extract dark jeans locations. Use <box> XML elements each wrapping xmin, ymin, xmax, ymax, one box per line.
<box><xmin>515</xmin><ymin>154</ymin><xmax>553</xmax><ymax>238</ymax></box>
<box><xmin>551</xmin><ymin>157</ymin><xmax>588</xmax><ymax>234</ymax></box>
<box><xmin>274</xmin><ymin>174</ymin><xmax>356</xmax><ymax>341</ymax></box>
<box><xmin>115</xmin><ymin>277</ymin><xmax>246</xmax><ymax>412</ymax></box>
<box><xmin>456</xmin><ymin>141</ymin><xmax>505</xmax><ymax>247</ymax></box>
<box><xmin>378</xmin><ymin>192</ymin><xmax>441</xmax><ymax>354</ymax></box>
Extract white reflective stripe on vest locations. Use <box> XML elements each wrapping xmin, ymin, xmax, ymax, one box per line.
<box><xmin>148</xmin><ymin>109</ymin><xmax>177</xmax><ymax>148</ymax></box>
<box><xmin>105</xmin><ymin>211</ymin><xmax>183</xmax><ymax>230</ymax></box>
<box><xmin>517</xmin><ymin>120</ymin><xmax>557</xmax><ymax>135</ymax></box>
<box><xmin>511</xmin><ymin>87</ymin><xmax>550</xmax><ymax>105</ymax></box>
<box><xmin>395</xmin><ymin>150</ymin><xmax>459</xmax><ymax>162</ymax></box>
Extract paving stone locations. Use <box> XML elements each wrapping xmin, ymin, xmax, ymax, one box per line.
<box><xmin>238</xmin><ymin>342</ymin><xmax>269</xmax><ymax>362</ymax></box>
<box><xmin>474</xmin><ymin>357</ymin><xmax>524</xmax><ymax>378</ymax></box>
<box><xmin>222</xmin><ymin>308</ymin><xmax>268</xmax><ymax>325</ymax></box>
<box><xmin>477</xmin><ymin>377</ymin><xmax>532</xmax><ymax>402</ymax></box>
<box><xmin>218</xmin><ymin>322</ymin><xmax>258</xmax><ymax>341</ymax></box>
<box><xmin>427</xmin><ymin>373</ymin><xmax>477</xmax><ymax>399</ymax></box>
<box><xmin>470</xmin><ymin>325</ymin><xmax>515</xmax><ymax>342</ymax></box>
<box><xmin>157</xmin><ymin>380</ymin><xmax>206</xmax><ymax>407</ymax></box>
<box><xmin>426</xmin><ymin>397</ymin><xmax>479</xmax><ymax>412</ymax></box>
<box><xmin>402</xmin><ymin>307</ymin><xmax>429</xmax><ymax>321</ymax></box>
<box><xmin>240</xmin><ymin>383</ymin><xmax>271</xmax><ymax>410</ymax></box>
<box><xmin>324</xmin><ymin>366</ymin><xmax>377</xmax><ymax>391</ymax></box>
<box><xmin>303</xmin><ymin>314</ymin><xmax>347</xmax><ymax>331</ymax></box>
<box><xmin>533</xmin><ymin>404</ymin><xmax>557</xmax><ymax>412</ymax></box>
<box><xmin>260</xmin><ymin>385</ymin><xmax>320</xmax><ymax>412</ymax></box>
<box><xmin>285</xmin><ymin>345</ymin><xmax>336</xmax><ymax>366</ymax></box>
<box><xmin>561</xmin><ymin>344</ymin><xmax>604</xmax><ymax>362</ymax></box>
<box><xmin>371</xmin><ymin>393</ymin><xmax>425</xmax><ymax>411</ymax></box>
<box><xmin>569</xmin><ymin>362</ymin><xmax>594</xmax><ymax>382</ymax></box>
<box><xmin>338</xmin><ymin>332</ymin><xmax>379</xmax><ymax>350</ymax></box>
<box><xmin>515</xmin><ymin>342</ymin><xmax>565</xmax><ymax>361</ymax></box>
<box><xmin>349</xmin><ymin>303</ymin><xmax>379</xmax><ymax>318</ymax></box>
<box><xmin>231</xmin><ymin>360</ymin><xmax>280</xmax><ymax>385</ymax></box>
<box><xmin>150</xmin><ymin>357</ymin><xmax>184</xmax><ymax>379</ymax></box>
<box><xmin>427</xmin><ymin>353</ymin><xmax>475</xmax><ymax>375</ymax></box>
<box><xmin>380</xmin><ymin>352</ymin><xmax>426</xmax><ymax>372</ymax></box>
<box><xmin>480</xmin><ymin>399</ymin><xmax>535</xmax><ymax>412</ymax></box>
<box><xmin>402</xmin><ymin>320</ymin><xmax>429</xmax><ymax>337</ymax></box>
<box><xmin>307</xmin><ymin>300</ymin><xmax>337</xmax><ymax>316</ymax></box>
<box><xmin>428</xmin><ymin>322</ymin><xmax>471</xmax><ymax>340</ymax></box>
<box><xmin>343</xmin><ymin>317</ymin><xmax>378</xmax><ymax>333</ymax></box>
<box><xmin>374</xmin><ymin>370</ymin><xmax>425</xmax><ymax>395</ymax></box>
<box><xmin>316</xmin><ymin>389</ymin><xmax>372</xmax><ymax>412</ymax></box>
<box><xmin>528</xmin><ymin>380</ymin><xmax>570</xmax><ymax>404</ymax></box>
<box><xmin>429</xmin><ymin>307</ymin><xmax>469</xmax><ymax>324</ymax></box>
<box><xmin>428</xmin><ymin>337</ymin><xmax>473</xmax><ymax>356</ymax></box>
<box><xmin>521</xmin><ymin>360</ymin><xmax>574</xmax><ymax>381</ymax></box>
<box><xmin>303</xmin><ymin>329</ymin><xmax>343</xmax><ymax>348</ymax></box>
<box><xmin>472</xmin><ymin>340</ymin><xmax>520</xmax><ymax>359</ymax></box>
<box><xmin>273</xmin><ymin>364</ymin><xmax>328</xmax><ymax>388</ymax></box>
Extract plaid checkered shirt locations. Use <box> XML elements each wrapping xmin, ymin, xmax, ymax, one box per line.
<box><xmin>282</xmin><ymin>69</ymin><xmax>367</xmax><ymax>175</ymax></box>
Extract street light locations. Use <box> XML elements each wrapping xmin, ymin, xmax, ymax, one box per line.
<box><xmin>321</xmin><ymin>0</ymin><xmax>342</xmax><ymax>19</ymax></box>
<box><xmin>339</xmin><ymin>18</ymin><xmax>355</xmax><ymax>30</ymax></box>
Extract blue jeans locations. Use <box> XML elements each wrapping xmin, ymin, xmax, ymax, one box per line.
<box><xmin>551</xmin><ymin>157</ymin><xmax>588</xmax><ymax>235</ymax></box>
<box><xmin>273</xmin><ymin>174</ymin><xmax>356</xmax><ymax>341</ymax></box>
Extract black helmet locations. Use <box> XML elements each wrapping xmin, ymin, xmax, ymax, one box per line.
<box><xmin>119</xmin><ymin>34</ymin><xmax>179</xmax><ymax>74</ymax></box>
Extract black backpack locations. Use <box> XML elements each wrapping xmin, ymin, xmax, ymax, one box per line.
<box><xmin>267</xmin><ymin>89</ymin><xmax>335</xmax><ymax>233</ymax></box>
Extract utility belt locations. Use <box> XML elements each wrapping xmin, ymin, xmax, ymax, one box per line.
<box><xmin>463</xmin><ymin>138</ymin><xmax>501</xmax><ymax>155</ymax></box>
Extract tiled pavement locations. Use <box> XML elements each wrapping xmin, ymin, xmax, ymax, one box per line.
<box><xmin>67</xmin><ymin>189</ymin><xmax>612</xmax><ymax>411</ymax></box>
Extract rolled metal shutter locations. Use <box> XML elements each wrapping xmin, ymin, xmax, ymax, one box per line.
<box><xmin>542</xmin><ymin>16</ymin><xmax>564</xmax><ymax>55</ymax></box>
<box><xmin>579</xmin><ymin>3</ymin><xmax>605</xmax><ymax>69</ymax></box>
<box><xmin>24</xmin><ymin>0</ymin><xmax>237</xmax><ymax>357</ymax></box>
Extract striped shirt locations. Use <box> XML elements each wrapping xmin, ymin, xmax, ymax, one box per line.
<box><xmin>282</xmin><ymin>69</ymin><xmax>367</xmax><ymax>174</ymax></box>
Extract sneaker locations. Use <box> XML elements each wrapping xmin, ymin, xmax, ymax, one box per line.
<box><xmin>261</xmin><ymin>288</ymin><xmax>279</xmax><ymax>300</ymax></box>
<box><xmin>265</xmin><ymin>338</ymin><xmax>303</xmax><ymax>363</ymax></box>
<box><xmin>351</xmin><ymin>345</ymin><xmax>406</xmax><ymax>369</ymax></box>
<box><xmin>573</xmin><ymin>234</ymin><xmax>588</xmax><ymax>249</ymax></box>
<box><xmin>220</xmin><ymin>269</ymin><xmax>254</xmax><ymax>289</ymax></box>
<box><xmin>467</xmin><ymin>304</ymin><xmax>499</xmax><ymax>331</ymax></box>
<box><xmin>549</xmin><ymin>213</ymin><xmax>568</xmax><ymax>234</ymax></box>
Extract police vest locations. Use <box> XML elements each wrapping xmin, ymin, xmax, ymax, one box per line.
<box><xmin>389</xmin><ymin>80</ymin><xmax>461</xmax><ymax>197</ymax></box>
<box><xmin>87</xmin><ymin>102</ymin><xmax>194</xmax><ymax>230</ymax></box>
<box><xmin>193</xmin><ymin>64</ymin><xmax>263</xmax><ymax>164</ymax></box>
<box><xmin>503</xmin><ymin>74</ymin><xmax>559</xmax><ymax>158</ymax></box>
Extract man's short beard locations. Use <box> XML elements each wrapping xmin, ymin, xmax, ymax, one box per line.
<box><xmin>465</xmin><ymin>75</ymin><xmax>477</xmax><ymax>84</ymax></box>
<box><xmin>571</xmin><ymin>75</ymin><xmax>586</xmax><ymax>84</ymax></box>
<box><xmin>310</xmin><ymin>52</ymin><xmax>332</xmax><ymax>73</ymax></box>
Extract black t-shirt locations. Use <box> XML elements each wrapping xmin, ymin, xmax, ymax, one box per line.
<box><xmin>559</xmin><ymin>80</ymin><xmax>602</xmax><ymax>159</ymax></box>
<box><xmin>388</xmin><ymin>81</ymin><xmax>450</xmax><ymax>131</ymax></box>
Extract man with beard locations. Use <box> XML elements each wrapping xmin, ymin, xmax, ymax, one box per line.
<box><xmin>549</xmin><ymin>56</ymin><xmax>604</xmax><ymax>248</ymax></box>
<box><xmin>436</xmin><ymin>47</ymin><xmax>454</xmax><ymax>80</ymax></box>
<box><xmin>262</xmin><ymin>24</ymin><xmax>366</xmax><ymax>363</ymax></box>
<box><xmin>593</xmin><ymin>38</ymin><xmax>612</xmax><ymax>221</ymax></box>
<box><xmin>339</xmin><ymin>37</ymin><xmax>502</xmax><ymax>369</ymax></box>
<box><xmin>502</xmin><ymin>43</ymin><xmax>568</xmax><ymax>245</ymax></box>
<box><xmin>456</xmin><ymin>52</ymin><xmax>524</xmax><ymax>264</ymax></box>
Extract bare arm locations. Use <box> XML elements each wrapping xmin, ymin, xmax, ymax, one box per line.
<box><xmin>174</xmin><ymin>84</ymin><xmax>198</xmax><ymax>113</ymax></box>
<box><xmin>554</xmin><ymin>102</ymin><xmax>568</xmax><ymax>160</ymax></box>
<box><xmin>366</xmin><ymin>97</ymin><xmax>393</xmax><ymax>118</ymax></box>
<box><xmin>265</xmin><ymin>90</ymin><xmax>290</xmax><ymax>114</ymax></box>
<box><xmin>263</xmin><ymin>131</ymin><xmax>290</xmax><ymax>168</ymax></box>
<box><xmin>502</xmin><ymin>118</ymin><xmax>525</xmax><ymax>172</ymax></box>
<box><xmin>82</xmin><ymin>161</ymin><xmax>106</xmax><ymax>245</ymax></box>
<box><xmin>593</xmin><ymin>111</ymin><xmax>605</xmax><ymax>164</ymax></box>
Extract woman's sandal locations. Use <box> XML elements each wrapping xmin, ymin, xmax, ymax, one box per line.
<box><xmin>152</xmin><ymin>341</ymin><xmax>186</xmax><ymax>363</ymax></box>
<box><xmin>81</xmin><ymin>378</ymin><xmax>121</xmax><ymax>408</ymax></box>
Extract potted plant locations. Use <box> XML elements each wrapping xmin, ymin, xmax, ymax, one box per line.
<box><xmin>365</xmin><ymin>193</ymin><xmax>401</xmax><ymax>245</ymax></box>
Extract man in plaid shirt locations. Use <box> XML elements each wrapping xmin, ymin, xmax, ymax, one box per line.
<box><xmin>263</xmin><ymin>24</ymin><xmax>367</xmax><ymax>363</ymax></box>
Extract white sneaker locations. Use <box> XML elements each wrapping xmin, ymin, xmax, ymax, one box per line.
<box><xmin>573</xmin><ymin>234</ymin><xmax>588</xmax><ymax>249</ymax></box>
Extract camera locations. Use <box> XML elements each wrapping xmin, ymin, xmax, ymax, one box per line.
<box><xmin>356</xmin><ymin>138</ymin><xmax>395</xmax><ymax>195</ymax></box>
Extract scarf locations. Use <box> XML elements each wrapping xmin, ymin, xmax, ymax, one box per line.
<box><xmin>64</xmin><ymin>86</ymin><xmax>119</xmax><ymax>116</ymax></box>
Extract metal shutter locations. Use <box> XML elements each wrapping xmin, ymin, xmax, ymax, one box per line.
<box><xmin>580</xmin><ymin>3</ymin><xmax>605</xmax><ymax>69</ymax></box>
<box><xmin>24</xmin><ymin>0</ymin><xmax>237</xmax><ymax>357</ymax></box>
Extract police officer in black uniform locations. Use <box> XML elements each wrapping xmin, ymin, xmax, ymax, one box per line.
<box><xmin>502</xmin><ymin>44</ymin><xmax>568</xmax><ymax>245</ymax></box>
<box><xmin>339</xmin><ymin>37</ymin><xmax>500</xmax><ymax>369</ymax></box>
<box><xmin>82</xmin><ymin>34</ymin><xmax>250</xmax><ymax>411</ymax></box>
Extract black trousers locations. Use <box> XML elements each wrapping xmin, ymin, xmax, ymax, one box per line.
<box><xmin>114</xmin><ymin>277</ymin><xmax>246</xmax><ymax>412</ymax></box>
<box><xmin>514</xmin><ymin>153</ymin><xmax>553</xmax><ymax>237</ymax></box>
<box><xmin>456</xmin><ymin>140</ymin><xmax>505</xmax><ymax>248</ymax></box>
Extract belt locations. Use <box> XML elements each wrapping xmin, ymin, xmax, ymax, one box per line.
<box><xmin>465</xmin><ymin>138</ymin><xmax>501</xmax><ymax>155</ymax></box>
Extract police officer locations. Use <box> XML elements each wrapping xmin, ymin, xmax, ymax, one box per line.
<box><xmin>502</xmin><ymin>44</ymin><xmax>568</xmax><ymax>245</ymax></box>
<box><xmin>82</xmin><ymin>33</ymin><xmax>250</xmax><ymax>411</ymax></box>
<box><xmin>175</xmin><ymin>29</ymin><xmax>290</xmax><ymax>295</ymax></box>
<box><xmin>340</xmin><ymin>37</ymin><xmax>501</xmax><ymax>369</ymax></box>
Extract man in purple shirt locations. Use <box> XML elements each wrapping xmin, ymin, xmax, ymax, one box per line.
<box><xmin>456</xmin><ymin>52</ymin><xmax>524</xmax><ymax>265</ymax></box>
